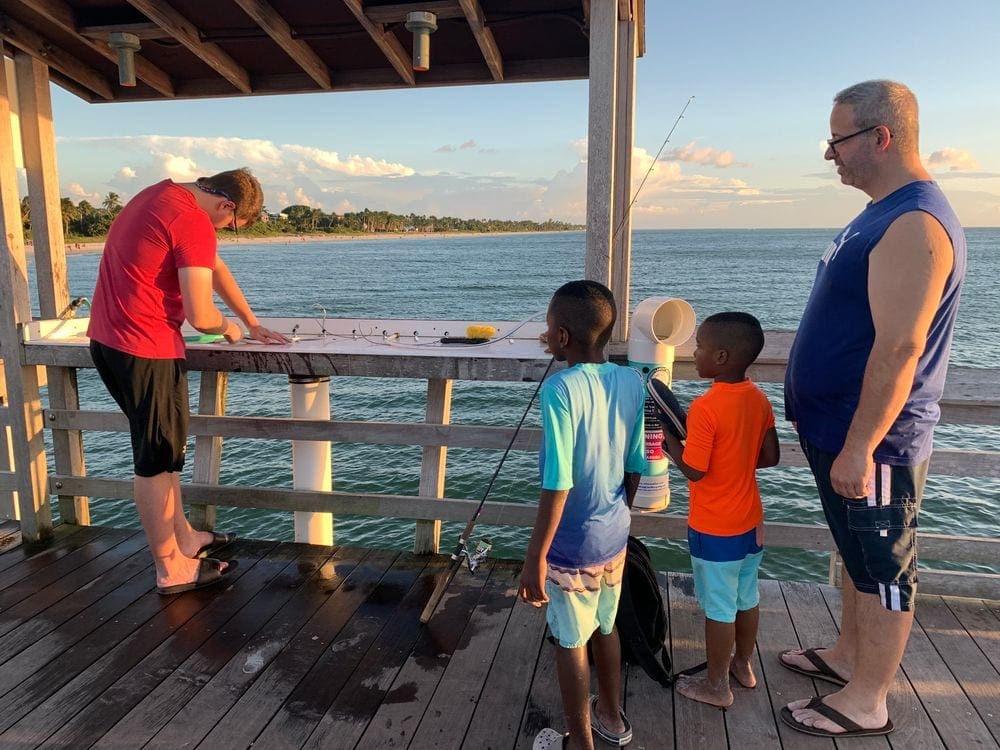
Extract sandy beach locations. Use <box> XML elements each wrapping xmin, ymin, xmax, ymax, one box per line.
<box><xmin>57</xmin><ymin>229</ymin><xmax>575</xmax><ymax>256</ymax></box>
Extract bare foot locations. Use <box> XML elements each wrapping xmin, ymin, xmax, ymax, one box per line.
<box><xmin>179</xmin><ymin>529</ymin><xmax>216</xmax><ymax>559</ymax></box>
<box><xmin>593</xmin><ymin>699</ymin><xmax>626</xmax><ymax>734</ymax></box>
<box><xmin>675</xmin><ymin>673</ymin><xmax>733</xmax><ymax>708</ymax></box>
<box><xmin>786</xmin><ymin>692</ymin><xmax>889</xmax><ymax>734</ymax></box>
<box><xmin>729</xmin><ymin>656</ymin><xmax>757</xmax><ymax>688</ymax></box>
<box><xmin>780</xmin><ymin>647</ymin><xmax>851</xmax><ymax>684</ymax></box>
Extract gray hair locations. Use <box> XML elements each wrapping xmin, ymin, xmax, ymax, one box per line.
<box><xmin>834</xmin><ymin>80</ymin><xmax>919</xmax><ymax>153</ymax></box>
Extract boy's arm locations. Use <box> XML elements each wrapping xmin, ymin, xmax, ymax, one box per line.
<box><xmin>661</xmin><ymin>431</ymin><xmax>705</xmax><ymax>482</ymax></box>
<box><xmin>624</xmin><ymin>472</ymin><xmax>641</xmax><ymax>509</ymax></box>
<box><xmin>519</xmin><ymin>489</ymin><xmax>569</xmax><ymax>605</ymax></box>
<box><xmin>757</xmin><ymin>427</ymin><xmax>780</xmax><ymax>468</ymax></box>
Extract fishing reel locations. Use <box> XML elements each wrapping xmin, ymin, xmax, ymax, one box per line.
<box><xmin>461</xmin><ymin>538</ymin><xmax>493</xmax><ymax>573</ymax></box>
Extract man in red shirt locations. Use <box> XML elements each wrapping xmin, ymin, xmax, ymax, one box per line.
<box><xmin>88</xmin><ymin>168</ymin><xmax>288</xmax><ymax>595</ymax></box>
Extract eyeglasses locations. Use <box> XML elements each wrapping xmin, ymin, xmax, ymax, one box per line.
<box><xmin>196</xmin><ymin>181</ymin><xmax>240</xmax><ymax>232</ymax></box>
<box><xmin>826</xmin><ymin>125</ymin><xmax>880</xmax><ymax>155</ymax></box>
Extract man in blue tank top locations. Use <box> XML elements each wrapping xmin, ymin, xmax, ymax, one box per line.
<box><xmin>781</xmin><ymin>81</ymin><xmax>966</xmax><ymax>739</ymax></box>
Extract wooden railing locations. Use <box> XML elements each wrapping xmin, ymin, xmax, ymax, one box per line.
<box><xmin>8</xmin><ymin>322</ymin><xmax>1000</xmax><ymax>598</ymax></box>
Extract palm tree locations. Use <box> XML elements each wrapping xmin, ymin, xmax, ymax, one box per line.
<box><xmin>102</xmin><ymin>192</ymin><xmax>122</xmax><ymax>219</ymax></box>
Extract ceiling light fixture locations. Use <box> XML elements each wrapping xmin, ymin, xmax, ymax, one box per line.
<box><xmin>404</xmin><ymin>11</ymin><xmax>437</xmax><ymax>72</ymax></box>
<box><xmin>108</xmin><ymin>32</ymin><xmax>141</xmax><ymax>87</ymax></box>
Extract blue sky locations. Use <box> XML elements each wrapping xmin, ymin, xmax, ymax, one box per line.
<box><xmin>30</xmin><ymin>0</ymin><xmax>1000</xmax><ymax>228</ymax></box>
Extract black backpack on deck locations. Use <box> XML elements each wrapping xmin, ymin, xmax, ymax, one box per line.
<box><xmin>617</xmin><ymin>535</ymin><xmax>673</xmax><ymax>686</ymax></box>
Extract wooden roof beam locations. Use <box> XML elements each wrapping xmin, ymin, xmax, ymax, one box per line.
<box><xmin>124</xmin><ymin>0</ymin><xmax>252</xmax><ymax>94</ymax></box>
<box><xmin>341</xmin><ymin>0</ymin><xmax>415</xmax><ymax>86</ymax></box>
<box><xmin>233</xmin><ymin>0</ymin><xmax>331</xmax><ymax>90</ymax></box>
<box><xmin>0</xmin><ymin>12</ymin><xmax>113</xmax><ymax>99</ymax></box>
<box><xmin>17</xmin><ymin>0</ymin><xmax>175</xmax><ymax>97</ymax></box>
<box><xmin>365</xmin><ymin>2</ymin><xmax>465</xmax><ymax>23</ymax></box>
<box><xmin>458</xmin><ymin>0</ymin><xmax>503</xmax><ymax>81</ymax></box>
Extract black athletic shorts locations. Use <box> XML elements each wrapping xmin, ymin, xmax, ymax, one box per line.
<box><xmin>90</xmin><ymin>341</ymin><xmax>189</xmax><ymax>477</ymax></box>
<box><xmin>800</xmin><ymin>436</ymin><xmax>927</xmax><ymax>612</ymax></box>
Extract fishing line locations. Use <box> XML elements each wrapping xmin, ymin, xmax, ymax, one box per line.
<box><xmin>420</xmin><ymin>356</ymin><xmax>555</xmax><ymax>624</ymax></box>
<box><xmin>610</xmin><ymin>95</ymin><xmax>694</xmax><ymax>245</ymax></box>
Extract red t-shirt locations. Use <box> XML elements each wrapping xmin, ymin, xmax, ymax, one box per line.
<box><xmin>682</xmin><ymin>379</ymin><xmax>775</xmax><ymax>536</ymax></box>
<box><xmin>87</xmin><ymin>181</ymin><xmax>218</xmax><ymax>359</ymax></box>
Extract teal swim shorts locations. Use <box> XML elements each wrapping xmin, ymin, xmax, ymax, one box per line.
<box><xmin>544</xmin><ymin>547</ymin><xmax>627</xmax><ymax>648</ymax></box>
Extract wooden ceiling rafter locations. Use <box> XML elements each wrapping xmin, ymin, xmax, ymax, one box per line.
<box><xmin>16</xmin><ymin>0</ymin><xmax>174</xmax><ymax>97</ymax></box>
<box><xmin>0</xmin><ymin>11</ymin><xmax>113</xmax><ymax>99</ymax></box>
<box><xmin>365</xmin><ymin>2</ymin><xmax>465</xmax><ymax>24</ymax></box>
<box><xmin>232</xmin><ymin>0</ymin><xmax>331</xmax><ymax>90</ymax></box>
<box><xmin>123</xmin><ymin>0</ymin><xmax>252</xmax><ymax>94</ymax></box>
<box><xmin>458</xmin><ymin>0</ymin><xmax>503</xmax><ymax>81</ymax></box>
<box><xmin>341</xmin><ymin>0</ymin><xmax>415</xmax><ymax>86</ymax></box>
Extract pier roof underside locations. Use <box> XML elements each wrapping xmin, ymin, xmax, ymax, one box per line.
<box><xmin>0</xmin><ymin>0</ymin><xmax>645</xmax><ymax>103</ymax></box>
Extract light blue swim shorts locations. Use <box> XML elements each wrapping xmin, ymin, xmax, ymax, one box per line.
<box><xmin>544</xmin><ymin>547</ymin><xmax>627</xmax><ymax>648</ymax></box>
<box><xmin>689</xmin><ymin>526</ymin><xmax>763</xmax><ymax>624</ymax></box>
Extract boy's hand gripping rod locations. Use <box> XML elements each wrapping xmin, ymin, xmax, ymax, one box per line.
<box><xmin>420</xmin><ymin>357</ymin><xmax>555</xmax><ymax>624</ymax></box>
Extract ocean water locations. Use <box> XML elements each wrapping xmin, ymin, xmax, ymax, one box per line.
<box><xmin>36</xmin><ymin>228</ymin><xmax>1000</xmax><ymax>582</ymax></box>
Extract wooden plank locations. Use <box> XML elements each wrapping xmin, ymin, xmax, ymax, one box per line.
<box><xmin>918</xmin><ymin>569</ymin><xmax>1000</xmax><ymax>599</ymax></box>
<box><xmin>820</xmin><ymin>585</ymin><xmax>935</xmax><ymax>749</ymax></box>
<box><xmin>609</xmin><ymin>11</ymin><xmax>635</xmax><ymax>344</ymax></box>
<box><xmin>125</xmin><ymin>0</ymin><xmax>252</xmax><ymax>93</ymax></box>
<box><xmin>0</xmin><ymin>521</ymin><xmax>20</xmax><ymax>554</ymax></box>
<box><xmin>0</xmin><ymin>522</ymin><xmax>88</xmax><ymax>574</ymax></box>
<box><xmin>300</xmin><ymin>556</ymin><xmax>455</xmax><ymax>749</ymax></box>
<box><xmin>755</xmin><ymin>579</ymin><xmax>835</xmax><ymax>750</ymax></box>
<box><xmin>623</xmin><ymin>570</ymin><xmax>674</xmax><ymax>750</ymax></box>
<box><xmin>0</xmin><ymin>529</ymin><xmax>144</xmax><ymax>627</ymax></box>
<box><xmin>194</xmin><ymin>548</ymin><xmax>396</xmax><ymax>750</ymax></box>
<box><xmin>234</xmin><ymin>0</ymin><xmax>331</xmax><ymax>89</ymax></box>
<box><xmin>0</xmin><ymin>524</ymin><xmax>112</xmax><ymax>586</ymax></box>
<box><xmin>356</xmin><ymin>560</ymin><xmax>497</xmax><ymax>747</ymax></box>
<box><xmin>189</xmin><ymin>371</ymin><xmax>228</xmax><ymax>531</ymax></box>
<box><xmin>722</xmin><ymin>604</ymin><xmax>780</xmax><ymax>746</ymax></box>
<box><xmin>341</xmin><ymin>0</ymin><xmax>416</xmax><ymax>86</ymax></box>
<box><xmin>141</xmin><ymin>545</ymin><xmax>343</xmax><ymax>750</ymax></box>
<box><xmin>459</xmin><ymin>0</ymin><xmax>504</xmax><ymax>81</ymax></box>
<box><xmin>0</xmin><ymin>527</ymin><xmax>133</xmax><ymax>611</ymax></box>
<box><xmin>584</xmin><ymin>0</ymin><xmax>617</xmax><ymax>288</ymax></box>
<box><xmin>414</xmin><ymin>377</ymin><xmax>452</xmax><ymax>554</ymax></box>
<box><xmin>666</xmin><ymin>571</ymin><xmax>727</xmax><ymax>750</ymax></box>
<box><xmin>31</xmin><ymin>540</ymin><xmax>279</xmax><ymax>749</ymax></box>
<box><xmin>409</xmin><ymin>561</ymin><xmax>520</xmax><ymax>749</ymax></box>
<box><xmin>912</xmin><ymin>595</ymin><xmax>1000</xmax><ymax>746</ymax></box>
<box><xmin>517</xmin><ymin>616</ymin><xmax>561</xmax><ymax>749</ymax></box>
<box><xmin>462</xmin><ymin>567</ymin><xmax>548</xmax><ymax>748</ymax></box>
<box><xmin>251</xmin><ymin>553</ymin><xmax>433</xmax><ymax>749</ymax></box>
<box><xmin>944</xmin><ymin>596</ymin><xmax>1000</xmax><ymax>675</ymax></box>
<box><xmin>88</xmin><ymin>541</ymin><xmax>306</xmax><ymax>748</ymax></box>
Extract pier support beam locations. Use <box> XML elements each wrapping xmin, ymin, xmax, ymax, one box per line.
<box><xmin>290</xmin><ymin>375</ymin><xmax>333</xmax><ymax>545</ymax></box>
<box><xmin>414</xmin><ymin>377</ymin><xmax>452</xmax><ymax>554</ymax></box>
<box><xmin>0</xmin><ymin>52</ymin><xmax>51</xmax><ymax>541</ymax></box>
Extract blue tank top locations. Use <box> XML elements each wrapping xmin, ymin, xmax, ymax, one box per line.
<box><xmin>784</xmin><ymin>181</ymin><xmax>966</xmax><ymax>465</ymax></box>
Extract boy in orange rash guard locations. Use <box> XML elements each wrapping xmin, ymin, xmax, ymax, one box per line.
<box><xmin>661</xmin><ymin>312</ymin><xmax>780</xmax><ymax>709</ymax></box>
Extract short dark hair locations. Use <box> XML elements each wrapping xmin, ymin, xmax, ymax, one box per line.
<box><xmin>550</xmin><ymin>280</ymin><xmax>617</xmax><ymax>349</ymax></box>
<box><xmin>198</xmin><ymin>167</ymin><xmax>263</xmax><ymax>224</ymax></box>
<box><xmin>702</xmin><ymin>311</ymin><xmax>765</xmax><ymax>366</ymax></box>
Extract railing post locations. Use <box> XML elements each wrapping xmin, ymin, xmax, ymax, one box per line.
<box><xmin>414</xmin><ymin>377</ymin><xmax>452</xmax><ymax>554</ymax></box>
<box><xmin>16</xmin><ymin>51</ymin><xmax>88</xmax><ymax>524</ymax></box>
<box><xmin>0</xmin><ymin>367</ymin><xmax>16</xmax><ymax>521</ymax></box>
<box><xmin>189</xmin><ymin>371</ymin><xmax>228</xmax><ymax>531</ymax></box>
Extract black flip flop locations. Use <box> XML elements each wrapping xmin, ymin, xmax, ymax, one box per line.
<box><xmin>194</xmin><ymin>531</ymin><xmax>238</xmax><ymax>559</ymax></box>
<box><xmin>645</xmin><ymin>377</ymin><xmax>688</xmax><ymax>440</ymax></box>
<box><xmin>779</xmin><ymin>647</ymin><xmax>849</xmax><ymax>687</ymax></box>
<box><xmin>780</xmin><ymin>696</ymin><xmax>893</xmax><ymax>737</ymax></box>
<box><xmin>156</xmin><ymin>558</ymin><xmax>238</xmax><ymax>595</ymax></box>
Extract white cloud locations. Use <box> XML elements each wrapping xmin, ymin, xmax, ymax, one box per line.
<box><xmin>927</xmin><ymin>147</ymin><xmax>978</xmax><ymax>172</ymax></box>
<box><xmin>434</xmin><ymin>144</ymin><xmax>455</xmax><ymax>153</ymax></box>
<box><xmin>117</xmin><ymin>166</ymin><xmax>136</xmax><ymax>179</ymax></box>
<box><xmin>459</xmin><ymin>139</ymin><xmax>476</xmax><ymax>150</ymax></box>
<box><xmin>66</xmin><ymin>182</ymin><xmax>101</xmax><ymax>203</ymax></box>
<box><xmin>662</xmin><ymin>140</ymin><xmax>742</xmax><ymax>168</ymax></box>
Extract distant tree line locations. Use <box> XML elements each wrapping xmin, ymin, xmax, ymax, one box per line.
<box><xmin>20</xmin><ymin>195</ymin><xmax>582</xmax><ymax>239</ymax></box>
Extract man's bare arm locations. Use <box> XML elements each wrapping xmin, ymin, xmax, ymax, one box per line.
<box><xmin>831</xmin><ymin>211</ymin><xmax>954</xmax><ymax>497</ymax></box>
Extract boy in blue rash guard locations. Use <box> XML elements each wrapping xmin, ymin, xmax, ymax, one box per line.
<box><xmin>521</xmin><ymin>280</ymin><xmax>646</xmax><ymax>750</ymax></box>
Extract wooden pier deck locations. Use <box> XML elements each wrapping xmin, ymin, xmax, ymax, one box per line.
<box><xmin>0</xmin><ymin>524</ymin><xmax>997</xmax><ymax>750</ymax></box>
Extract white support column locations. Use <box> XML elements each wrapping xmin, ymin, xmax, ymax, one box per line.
<box><xmin>610</xmin><ymin>15</ymin><xmax>637</xmax><ymax>344</ymax></box>
<box><xmin>584</xmin><ymin>0</ymin><xmax>618</xmax><ymax>288</ymax></box>
<box><xmin>290</xmin><ymin>376</ymin><xmax>333</xmax><ymax>545</ymax></box>
<box><xmin>0</xmin><ymin>54</ymin><xmax>51</xmax><ymax>541</ymax></box>
<box><xmin>15</xmin><ymin>50</ymin><xmax>88</xmax><ymax>524</ymax></box>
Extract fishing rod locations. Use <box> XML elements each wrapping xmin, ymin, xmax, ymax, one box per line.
<box><xmin>419</xmin><ymin>356</ymin><xmax>555</xmax><ymax>624</ymax></box>
<box><xmin>610</xmin><ymin>95</ymin><xmax>694</xmax><ymax>245</ymax></box>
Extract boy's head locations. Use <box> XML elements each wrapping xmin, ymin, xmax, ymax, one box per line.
<box><xmin>546</xmin><ymin>280</ymin><xmax>617</xmax><ymax>361</ymax></box>
<box><xmin>693</xmin><ymin>311</ymin><xmax>765</xmax><ymax>380</ymax></box>
<box><xmin>197</xmin><ymin>168</ymin><xmax>264</xmax><ymax>226</ymax></box>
